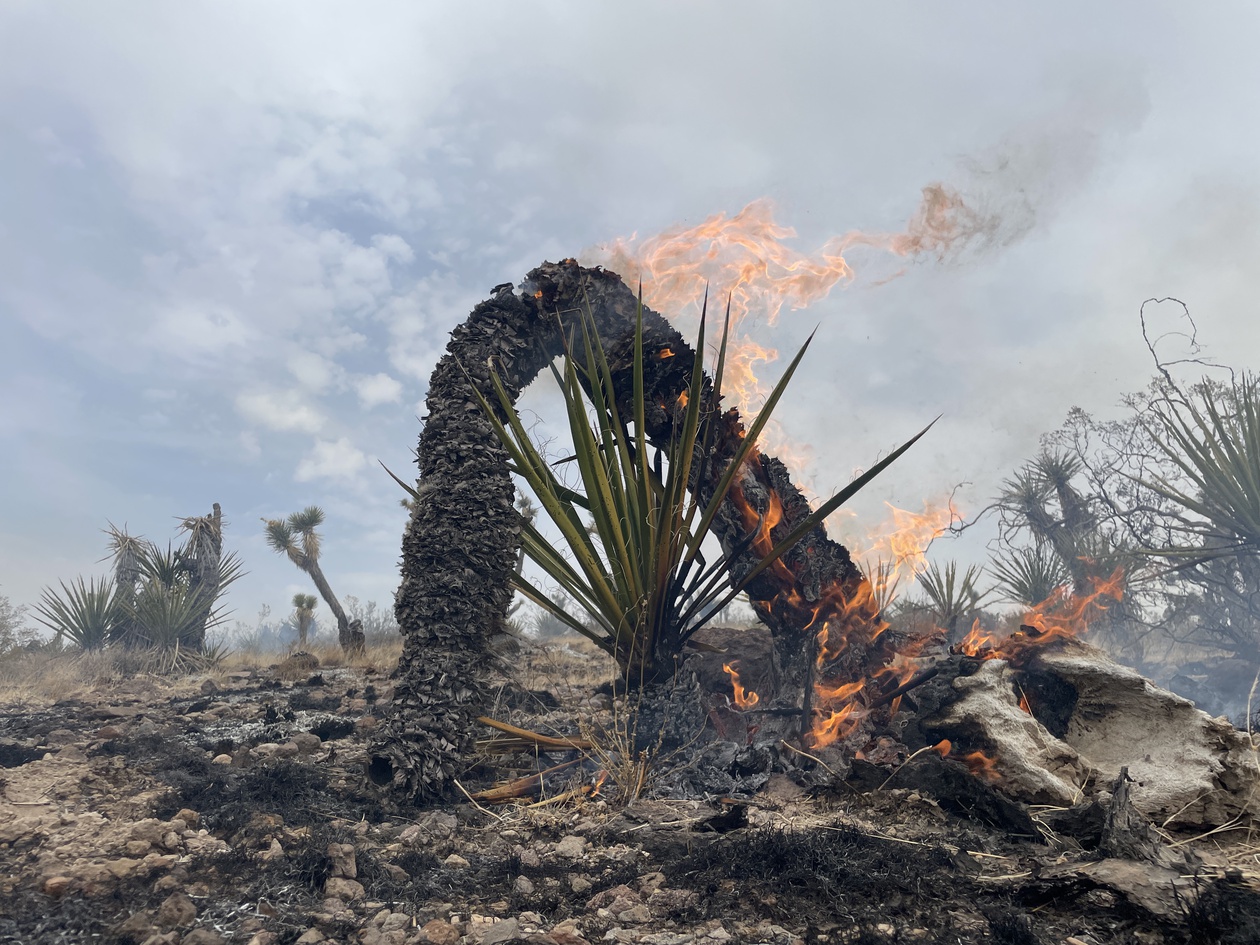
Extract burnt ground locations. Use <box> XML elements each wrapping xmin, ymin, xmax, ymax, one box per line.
<box><xmin>1</xmin><ymin>642</ymin><xmax>1259</xmax><ymax>945</ymax></box>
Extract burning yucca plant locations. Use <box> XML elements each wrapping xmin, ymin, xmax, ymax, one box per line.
<box><xmin>468</xmin><ymin>294</ymin><xmax>928</xmax><ymax>685</ymax></box>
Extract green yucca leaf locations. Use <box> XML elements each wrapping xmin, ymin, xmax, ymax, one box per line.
<box><xmin>466</xmin><ymin>290</ymin><xmax>929</xmax><ymax>681</ymax></box>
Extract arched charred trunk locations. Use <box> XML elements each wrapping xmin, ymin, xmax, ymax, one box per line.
<box><xmin>370</xmin><ymin>260</ymin><xmax>879</xmax><ymax>803</ymax></box>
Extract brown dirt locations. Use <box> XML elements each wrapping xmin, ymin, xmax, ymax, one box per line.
<box><xmin>1</xmin><ymin>641</ymin><xmax>1259</xmax><ymax>945</ymax></box>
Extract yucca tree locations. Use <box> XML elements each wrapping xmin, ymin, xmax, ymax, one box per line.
<box><xmin>263</xmin><ymin>506</ymin><xmax>363</xmax><ymax>653</ymax></box>
<box><xmin>988</xmin><ymin>544</ymin><xmax>1070</xmax><ymax>607</ymax></box>
<box><xmin>1138</xmin><ymin>374</ymin><xmax>1260</xmax><ymax>564</ymax></box>
<box><xmin>122</xmin><ymin>542</ymin><xmax>244</xmax><ymax>650</ymax></box>
<box><xmin>468</xmin><ymin>295</ymin><xmax>929</xmax><ymax>684</ymax></box>
<box><xmin>998</xmin><ymin>451</ymin><xmax>1103</xmax><ymax>594</ymax></box>
<box><xmin>33</xmin><ymin>576</ymin><xmax>120</xmax><ymax>650</ymax></box>
<box><xmin>292</xmin><ymin>593</ymin><xmax>317</xmax><ymax>648</ymax></box>
<box><xmin>178</xmin><ymin>502</ymin><xmax>228</xmax><ymax>649</ymax></box>
<box><xmin>105</xmin><ymin>523</ymin><xmax>146</xmax><ymax>644</ymax></box>
<box><xmin>1132</xmin><ymin>374</ymin><xmax>1260</xmax><ymax>656</ymax></box>
<box><xmin>916</xmin><ymin>559</ymin><xmax>987</xmax><ymax>639</ymax></box>
<box><xmin>39</xmin><ymin>514</ymin><xmax>242</xmax><ymax>654</ymax></box>
<box><xmin>101</xmin><ymin>522</ymin><xmax>243</xmax><ymax>651</ymax></box>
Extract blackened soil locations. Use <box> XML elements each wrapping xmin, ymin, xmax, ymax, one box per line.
<box><xmin>1</xmin><ymin>658</ymin><xmax>1258</xmax><ymax>945</ymax></box>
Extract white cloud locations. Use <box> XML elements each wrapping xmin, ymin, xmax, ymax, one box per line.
<box><xmin>355</xmin><ymin>373</ymin><xmax>403</xmax><ymax>409</ymax></box>
<box><xmin>236</xmin><ymin>389</ymin><xmax>325</xmax><ymax>433</ymax></box>
<box><xmin>288</xmin><ymin>350</ymin><xmax>339</xmax><ymax>391</ymax></box>
<box><xmin>295</xmin><ymin>437</ymin><xmax>368</xmax><ymax>482</ymax></box>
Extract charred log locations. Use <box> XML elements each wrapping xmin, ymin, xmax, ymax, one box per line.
<box><xmin>371</xmin><ymin>260</ymin><xmax>877</xmax><ymax>803</ymax></box>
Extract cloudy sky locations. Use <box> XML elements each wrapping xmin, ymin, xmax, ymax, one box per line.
<box><xmin>3</xmin><ymin>2</ymin><xmax>1259</xmax><ymax>633</ymax></box>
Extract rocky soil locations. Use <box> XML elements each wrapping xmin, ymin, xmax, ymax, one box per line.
<box><xmin>2</xmin><ymin>643</ymin><xmax>1259</xmax><ymax>945</ymax></box>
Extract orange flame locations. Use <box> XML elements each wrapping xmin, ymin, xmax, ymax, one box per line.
<box><xmin>591</xmin><ymin>769</ymin><xmax>609</xmax><ymax>796</ymax></box>
<box><xmin>722</xmin><ymin>663</ymin><xmax>760</xmax><ymax>710</ymax></box>
<box><xmin>1017</xmin><ymin>690</ymin><xmax>1031</xmax><ymax>714</ymax></box>
<box><xmin>810</xmin><ymin>702</ymin><xmax>862</xmax><ymax>750</ymax></box>
<box><xmin>954</xmin><ymin>567</ymin><xmax>1125</xmax><ymax>664</ymax></box>
<box><xmin>589</xmin><ymin>188</ymin><xmax>988</xmax><ymax>417</ymax></box>
<box><xmin>855</xmin><ymin>500</ymin><xmax>957</xmax><ymax>585</ymax></box>
<box><xmin>963</xmin><ymin>750</ymin><xmax>1000</xmax><ymax>782</ymax></box>
<box><xmin>932</xmin><ymin>739</ymin><xmax>952</xmax><ymax>758</ymax></box>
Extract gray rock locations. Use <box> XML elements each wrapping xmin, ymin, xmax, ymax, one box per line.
<box><xmin>481</xmin><ymin>918</ymin><xmax>520</xmax><ymax>945</ymax></box>
<box><xmin>553</xmin><ymin>836</ymin><xmax>586</xmax><ymax>859</ymax></box>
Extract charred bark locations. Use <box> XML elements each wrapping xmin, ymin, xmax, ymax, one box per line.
<box><xmin>371</xmin><ymin>260</ymin><xmax>879</xmax><ymax>802</ymax></box>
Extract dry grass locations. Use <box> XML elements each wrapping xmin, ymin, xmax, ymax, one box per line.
<box><xmin>0</xmin><ymin>637</ymin><xmax>405</xmax><ymax>708</ymax></box>
<box><xmin>0</xmin><ymin>648</ymin><xmax>190</xmax><ymax>707</ymax></box>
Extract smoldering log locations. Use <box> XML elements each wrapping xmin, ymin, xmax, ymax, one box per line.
<box><xmin>369</xmin><ymin>260</ymin><xmax>882</xmax><ymax>802</ymax></box>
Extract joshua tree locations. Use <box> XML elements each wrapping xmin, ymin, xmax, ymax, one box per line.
<box><xmin>292</xmin><ymin>593</ymin><xmax>317</xmax><ymax>649</ymax></box>
<box><xmin>34</xmin><ymin>508</ymin><xmax>241</xmax><ymax>656</ymax></box>
<box><xmin>263</xmin><ymin>506</ymin><xmax>364</xmax><ymax>654</ymax></box>
<box><xmin>179</xmin><ymin>503</ymin><xmax>227</xmax><ymax>649</ymax></box>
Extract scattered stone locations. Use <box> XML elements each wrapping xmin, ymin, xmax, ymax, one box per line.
<box><xmin>444</xmin><ymin>853</ymin><xmax>470</xmax><ymax>869</ymax></box>
<box><xmin>182</xmin><ymin>930</ymin><xmax>225</xmax><ymax>945</ymax></box>
<box><xmin>259</xmin><ymin>838</ymin><xmax>285</xmax><ymax>861</ymax></box>
<box><xmin>381</xmin><ymin>912</ymin><xmax>412</xmax><ymax>932</ymax></box>
<box><xmin>546</xmin><ymin>923</ymin><xmax>590</xmax><ymax>945</ymax></box>
<box><xmin>481</xmin><ymin>918</ymin><xmax>520</xmax><ymax>945</ymax></box>
<box><xmin>618</xmin><ymin>904</ymin><xmax>652</xmax><ymax>924</ymax></box>
<box><xmin>292</xmin><ymin>732</ymin><xmax>324</xmax><ymax>755</ymax></box>
<box><xmin>325</xmin><ymin>876</ymin><xmax>366</xmax><ymax>901</ymax></box>
<box><xmin>200</xmin><ymin>679</ymin><xmax>219</xmax><ymax>695</ymax></box>
<box><xmin>294</xmin><ymin>931</ymin><xmax>325</xmax><ymax>945</ymax></box>
<box><xmin>97</xmin><ymin>725</ymin><xmax>125</xmax><ymax>740</ymax></box>
<box><xmin>418</xmin><ymin>919</ymin><xmax>461</xmax><ymax>945</ymax></box>
<box><xmin>105</xmin><ymin>857</ymin><xmax>141</xmax><ymax>879</ymax></box>
<box><xmin>156</xmin><ymin>891</ymin><xmax>197</xmax><ymax>928</ymax></box>
<box><xmin>211</xmin><ymin>753</ymin><xmax>232</xmax><ymax>765</ymax></box>
<box><xmin>554</xmin><ymin>836</ymin><xmax>587</xmax><ymax>859</ymax></box>
<box><xmin>41</xmin><ymin>874</ymin><xmax>72</xmax><ymax>898</ymax></box>
<box><xmin>513</xmin><ymin>875</ymin><xmax>535</xmax><ymax>896</ymax></box>
<box><xmin>328</xmin><ymin>842</ymin><xmax>357</xmax><ymax>878</ymax></box>
<box><xmin>177</xmin><ymin>808</ymin><xmax>200</xmax><ymax>827</ymax></box>
<box><xmin>517</xmin><ymin>848</ymin><xmax>542</xmax><ymax>869</ymax></box>
<box><xmin>587</xmin><ymin>885</ymin><xmax>640</xmax><ymax>913</ymax></box>
<box><xmin>112</xmin><ymin>912</ymin><xmax>156</xmax><ymax>944</ymax></box>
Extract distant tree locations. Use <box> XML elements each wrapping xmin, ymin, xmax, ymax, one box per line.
<box><xmin>291</xmin><ymin>593</ymin><xmax>317</xmax><ymax>649</ymax></box>
<box><xmin>262</xmin><ymin>506</ymin><xmax>364</xmax><ymax>654</ymax></box>
<box><xmin>0</xmin><ymin>589</ymin><xmax>37</xmax><ymax>656</ymax></box>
